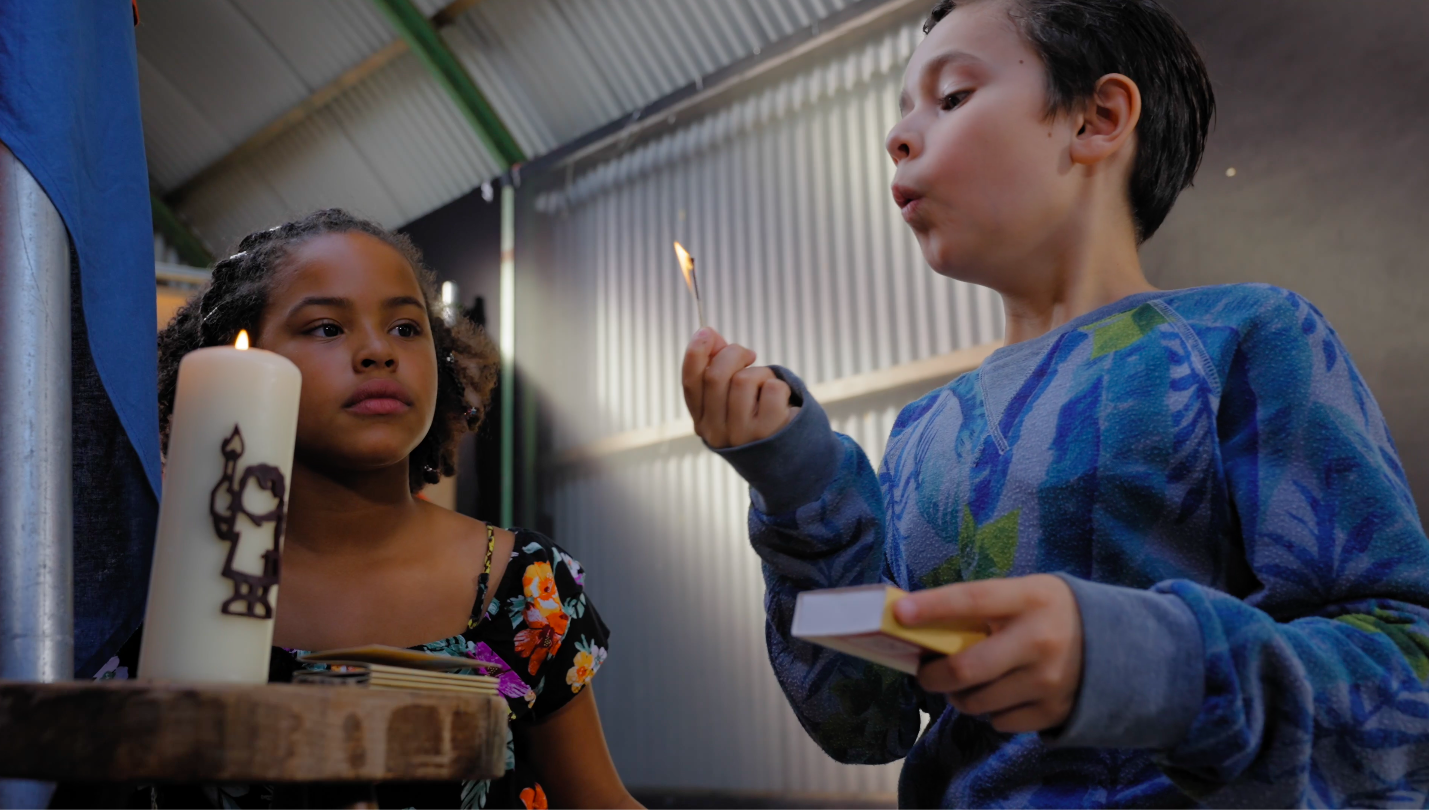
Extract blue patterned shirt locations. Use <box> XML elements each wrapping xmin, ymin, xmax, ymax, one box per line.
<box><xmin>716</xmin><ymin>284</ymin><xmax>1429</xmax><ymax>807</ymax></box>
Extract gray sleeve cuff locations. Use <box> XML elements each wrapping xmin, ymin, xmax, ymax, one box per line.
<box><xmin>1045</xmin><ymin>574</ymin><xmax>1204</xmax><ymax>750</ymax></box>
<box><xmin>711</xmin><ymin>365</ymin><xmax>843</xmax><ymax>516</ymax></box>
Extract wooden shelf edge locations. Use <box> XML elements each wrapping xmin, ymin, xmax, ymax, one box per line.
<box><xmin>554</xmin><ymin>341</ymin><xmax>1001</xmax><ymax>467</ymax></box>
<box><xmin>0</xmin><ymin>679</ymin><xmax>508</xmax><ymax>784</ymax></box>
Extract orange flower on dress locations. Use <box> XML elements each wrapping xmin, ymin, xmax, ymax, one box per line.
<box><xmin>513</xmin><ymin>620</ymin><xmax>562</xmax><ymax>676</ymax></box>
<box><xmin>520</xmin><ymin>783</ymin><xmax>547</xmax><ymax>810</ymax></box>
<box><xmin>522</xmin><ymin>562</ymin><xmax>564</xmax><ymax>621</ymax></box>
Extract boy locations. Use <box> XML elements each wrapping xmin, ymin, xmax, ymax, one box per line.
<box><xmin>682</xmin><ymin>0</ymin><xmax>1429</xmax><ymax>806</ymax></box>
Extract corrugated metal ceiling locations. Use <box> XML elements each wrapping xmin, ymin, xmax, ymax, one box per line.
<box><xmin>136</xmin><ymin>0</ymin><xmax>861</xmax><ymax>255</ymax></box>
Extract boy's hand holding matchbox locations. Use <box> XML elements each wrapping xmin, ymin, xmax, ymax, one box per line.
<box><xmin>792</xmin><ymin>584</ymin><xmax>987</xmax><ymax>675</ymax></box>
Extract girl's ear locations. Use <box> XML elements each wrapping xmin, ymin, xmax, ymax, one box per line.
<box><xmin>1069</xmin><ymin>73</ymin><xmax>1142</xmax><ymax>168</ymax></box>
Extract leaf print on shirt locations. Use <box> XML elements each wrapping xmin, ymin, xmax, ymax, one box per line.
<box><xmin>563</xmin><ymin>592</ymin><xmax>587</xmax><ymax>620</ymax></box>
<box><xmin>1335</xmin><ymin>611</ymin><xmax>1429</xmax><ymax>680</ymax></box>
<box><xmin>961</xmin><ymin>506</ymin><xmax>1019</xmax><ymax>581</ymax></box>
<box><xmin>1082</xmin><ymin>303</ymin><xmax>1169</xmax><ymax>358</ymax></box>
<box><xmin>507</xmin><ymin>594</ymin><xmax>528</xmax><ymax>628</ymax></box>
<box><xmin>920</xmin><ymin>507</ymin><xmax>1020</xmax><ymax>587</ymax></box>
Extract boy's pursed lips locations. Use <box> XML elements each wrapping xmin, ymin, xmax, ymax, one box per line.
<box><xmin>892</xmin><ymin>183</ymin><xmax>925</xmax><ymax>221</ymax></box>
<box><xmin>343</xmin><ymin>378</ymin><xmax>413</xmax><ymax>415</ymax></box>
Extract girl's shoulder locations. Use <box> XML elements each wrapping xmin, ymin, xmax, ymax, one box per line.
<box><xmin>477</xmin><ymin>528</ymin><xmax>592</xmax><ymax>631</ymax></box>
<box><xmin>463</xmin><ymin>529</ymin><xmax>609</xmax><ymax>723</ymax></box>
<box><xmin>506</xmin><ymin>529</ymin><xmax>588</xmax><ymax>586</ymax></box>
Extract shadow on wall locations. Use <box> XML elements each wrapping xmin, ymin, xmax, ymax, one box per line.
<box><xmin>1148</xmin><ymin>0</ymin><xmax>1429</xmax><ymax>507</ymax></box>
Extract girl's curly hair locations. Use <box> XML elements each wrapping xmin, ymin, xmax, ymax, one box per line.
<box><xmin>158</xmin><ymin>208</ymin><xmax>499</xmax><ymax>492</ymax></box>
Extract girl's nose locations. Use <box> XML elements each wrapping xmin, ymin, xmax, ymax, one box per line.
<box><xmin>354</xmin><ymin>333</ymin><xmax>397</xmax><ymax>370</ymax></box>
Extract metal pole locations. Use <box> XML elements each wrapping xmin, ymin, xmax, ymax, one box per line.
<box><xmin>498</xmin><ymin>182</ymin><xmax>515</xmax><ymax>529</ymax></box>
<box><xmin>0</xmin><ymin>139</ymin><xmax>73</xmax><ymax>810</ymax></box>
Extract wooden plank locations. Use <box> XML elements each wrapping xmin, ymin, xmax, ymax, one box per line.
<box><xmin>554</xmin><ymin>342</ymin><xmax>1001</xmax><ymax>467</ymax></box>
<box><xmin>0</xmin><ymin>680</ymin><xmax>507</xmax><ymax>783</ymax></box>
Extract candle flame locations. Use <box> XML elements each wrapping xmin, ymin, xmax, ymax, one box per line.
<box><xmin>235</xmin><ymin>330</ymin><xmax>250</xmax><ymax>351</ymax></box>
<box><xmin>673</xmin><ymin>241</ymin><xmax>695</xmax><ymax>295</ymax></box>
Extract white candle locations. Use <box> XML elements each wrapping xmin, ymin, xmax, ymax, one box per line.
<box><xmin>138</xmin><ymin>331</ymin><xmax>301</xmax><ymax>683</ymax></box>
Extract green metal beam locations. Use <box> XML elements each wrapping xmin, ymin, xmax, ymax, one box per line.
<box><xmin>368</xmin><ymin>0</ymin><xmax>526</xmax><ymax>167</ymax></box>
<box><xmin>150</xmin><ymin>190</ymin><xmax>214</xmax><ymax>267</ymax></box>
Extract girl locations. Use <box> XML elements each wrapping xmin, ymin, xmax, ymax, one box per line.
<box><xmin>93</xmin><ymin>209</ymin><xmax>637</xmax><ymax>809</ymax></box>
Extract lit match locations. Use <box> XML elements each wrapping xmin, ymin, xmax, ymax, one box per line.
<box><xmin>673</xmin><ymin>241</ymin><xmax>706</xmax><ymax>330</ymax></box>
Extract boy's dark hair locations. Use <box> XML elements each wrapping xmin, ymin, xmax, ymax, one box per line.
<box><xmin>924</xmin><ymin>0</ymin><xmax>1214</xmax><ymax>241</ymax></box>
<box><xmin>158</xmin><ymin>208</ymin><xmax>499</xmax><ymax>493</ymax></box>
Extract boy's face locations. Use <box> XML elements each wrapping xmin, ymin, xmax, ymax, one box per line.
<box><xmin>888</xmin><ymin>0</ymin><xmax>1083</xmax><ymax>292</ymax></box>
<box><xmin>256</xmin><ymin>232</ymin><xmax>438</xmax><ymax>477</ymax></box>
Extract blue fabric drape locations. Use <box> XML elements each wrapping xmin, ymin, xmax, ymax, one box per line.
<box><xmin>0</xmin><ymin>0</ymin><xmax>162</xmax><ymax>675</ymax></box>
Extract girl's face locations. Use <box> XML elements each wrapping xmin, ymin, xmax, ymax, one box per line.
<box><xmin>256</xmin><ymin>231</ymin><xmax>438</xmax><ymax>476</ymax></box>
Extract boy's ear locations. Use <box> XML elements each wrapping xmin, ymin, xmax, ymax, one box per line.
<box><xmin>1069</xmin><ymin>73</ymin><xmax>1142</xmax><ymax>168</ymax></box>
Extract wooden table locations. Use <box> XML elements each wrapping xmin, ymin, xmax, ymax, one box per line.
<box><xmin>0</xmin><ymin>679</ymin><xmax>507</xmax><ymax>799</ymax></box>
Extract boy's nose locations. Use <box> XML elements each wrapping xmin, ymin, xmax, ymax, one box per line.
<box><xmin>885</xmin><ymin>121</ymin><xmax>918</xmax><ymax>164</ymax></box>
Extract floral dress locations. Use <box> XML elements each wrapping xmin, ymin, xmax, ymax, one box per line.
<box><xmin>80</xmin><ymin>528</ymin><xmax>609</xmax><ymax>810</ymax></box>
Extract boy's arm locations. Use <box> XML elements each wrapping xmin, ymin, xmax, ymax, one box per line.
<box><xmin>683</xmin><ymin>331</ymin><xmax>924</xmax><ymax>764</ymax></box>
<box><xmin>717</xmin><ymin>380</ymin><xmax>925</xmax><ymax>765</ymax></box>
<box><xmin>1058</xmin><ymin>292</ymin><xmax>1429</xmax><ymax>805</ymax></box>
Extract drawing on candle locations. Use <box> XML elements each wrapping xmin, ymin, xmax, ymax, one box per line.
<box><xmin>209</xmin><ymin>425</ymin><xmax>286</xmax><ymax>619</ymax></box>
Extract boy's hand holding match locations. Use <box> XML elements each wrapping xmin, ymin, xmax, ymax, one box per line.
<box><xmin>682</xmin><ymin>329</ymin><xmax>800</xmax><ymax>449</ymax></box>
<box><xmin>895</xmin><ymin>574</ymin><xmax>1084</xmax><ymax>735</ymax></box>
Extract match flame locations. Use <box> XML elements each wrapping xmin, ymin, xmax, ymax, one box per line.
<box><xmin>235</xmin><ymin>330</ymin><xmax>250</xmax><ymax>351</ymax></box>
<box><xmin>673</xmin><ymin>241</ymin><xmax>696</xmax><ymax>295</ymax></box>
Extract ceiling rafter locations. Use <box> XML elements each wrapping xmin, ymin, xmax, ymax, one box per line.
<box><xmin>164</xmin><ymin>0</ymin><xmax>487</xmax><ymax>209</ymax></box>
<box><xmin>367</xmin><ymin>0</ymin><xmax>526</xmax><ymax>167</ymax></box>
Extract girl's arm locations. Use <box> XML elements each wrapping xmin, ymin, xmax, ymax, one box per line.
<box><xmin>519</xmin><ymin>687</ymin><xmax>641</xmax><ymax>809</ymax></box>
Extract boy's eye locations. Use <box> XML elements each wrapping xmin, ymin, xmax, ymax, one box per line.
<box><xmin>392</xmin><ymin>323</ymin><xmax>421</xmax><ymax>339</ymax></box>
<box><xmin>941</xmin><ymin>91</ymin><xmax>970</xmax><ymax>111</ymax></box>
<box><xmin>308</xmin><ymin>323</ymin><xmax>342</xmax><ymax>338</ymax></box>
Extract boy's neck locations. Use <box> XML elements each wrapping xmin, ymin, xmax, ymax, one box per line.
<box><xmin>998</xmin><ymin>206</ymin><xmax>1155</xmax><ymax>346</ymax></box>
<box><xmin>283</xmin><ymin>458</ymin><xmax>424</xmax><ymax>558</ymax></box>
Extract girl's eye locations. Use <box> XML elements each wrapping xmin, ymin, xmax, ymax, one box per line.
<box><xmin>941</xmin><ymin>91</ymin><xmax>970</xmax><ymax>111</ymax></box>
<box><xmin>309</xmin><ymin>323</ymin><xmax>342</xmax><ymax>338</ymax></box>
<box><xmin>392</xmin><ymin>323</ymin><xmax>421</xmax><ymax>339</ymax></box>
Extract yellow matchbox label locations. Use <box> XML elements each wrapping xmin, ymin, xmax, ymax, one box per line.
<box><xmin>879</xmin><ymin>586</ymin><xmax>987</xmax><ymax>657</ymax></box>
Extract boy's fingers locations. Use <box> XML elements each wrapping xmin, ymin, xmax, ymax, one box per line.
<box><xmin>682</xmin><ymin>329</ymin><xmax>716</xmax><ymax>422</ymax></box>
<box><xmin>754</xmin><ymin>379</ymin><xmax>794</xmax><ymax>435</ymax></box>
<box><xmin>682</xmin><ymin>329</ymin><xmax>732</xmax><ymax>423</ymax></box>
<box><xmin>727</xmin><ymin>367</ymin><xmax>775</xmax><ymax>445</ymax></box>
<box><xmin>987</xmin><ymin>702</ymin><xmax>1065</xmax><ymax>735</ymax></box>
<box><xmin>895</xmin><ymin>578</ymin><xmax>1032</xmax><ymax>626</ymax></box>
<box><xmin>699</xmin><ymin>344</ymin><xmax>758</xmax><ymax>447</ymax></box>
<box><xmin>915</xmin><ymin>620</ymin><xmax>1037</xmax><ymax>693</ymax></box>
<box><xmin>946</xmin><ymin>665</ymin><xmax>1044</xmax><ymax>717</ymax></box>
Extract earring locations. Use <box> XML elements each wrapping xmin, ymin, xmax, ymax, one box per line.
<box><xmin>422</xmin><ymin>463</ymin><xmax>441</xmax><ymax>484</ymax></box>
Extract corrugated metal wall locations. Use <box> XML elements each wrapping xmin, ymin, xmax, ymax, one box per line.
<box><xmin>518</xmin><ymin>16</ymin><xmax>1004</xmax><ymax>794</ymax></box>
<box><xmin>139</xmin><ymin>0</ymin><xmax>864</xmax><ymax>258</ymax></box>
